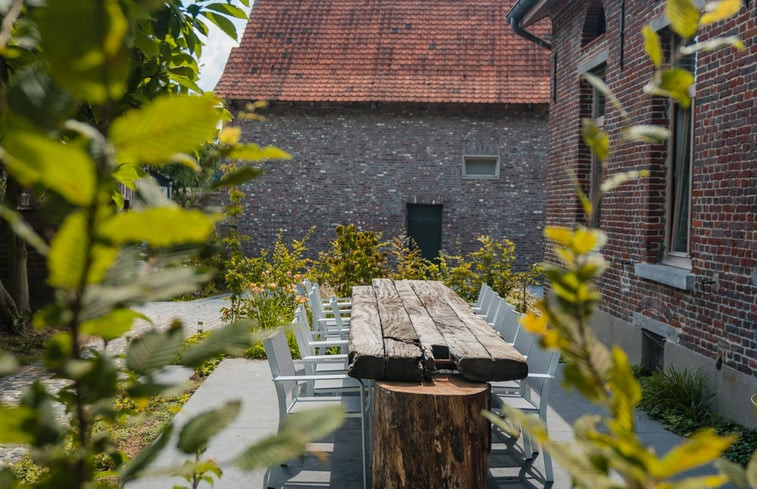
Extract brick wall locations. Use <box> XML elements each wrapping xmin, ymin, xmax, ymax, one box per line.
<box><xmin>545</xmin><ymin>1</ymin><xmax>756</xmax><ymax>376</ymax></box>
<box><xmin>229</xmin><ymin>102</ymin><xmax>548</xmax><ymax>270</ymax></box>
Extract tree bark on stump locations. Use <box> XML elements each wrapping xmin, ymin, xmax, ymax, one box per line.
<box><xmin>372</xmin><ymin>375</ymin><xmax>490</xmax><ymax>489</ymax></box>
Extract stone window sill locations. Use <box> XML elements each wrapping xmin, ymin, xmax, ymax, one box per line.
<box><xmin>634</xmin><ymin>263</ymin><xmax>696</xmax><ymax>291</ymax></box>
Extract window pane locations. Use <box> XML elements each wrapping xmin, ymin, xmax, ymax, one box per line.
<box><xmin>670</xmin><ymin>106</ymin><xmax>691</xmax><ymax>254</ymax></box>
<box><xmin>464</xmin><ymin>158</ymin><xmax>498</xmax><ymax>177</ymax></box>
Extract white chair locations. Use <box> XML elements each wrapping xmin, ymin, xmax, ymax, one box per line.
<box><xmin>481</xmin><ymin>295</ymin><xmax>504</xmax><ymax>325</ymax></box>
<box><xmin>472</xmin><ymin>284</ymin><xmax>495</xmax><ymax>315</ymax></box>
<box><xmin>308</xmin><ymin>288</ymin><xmax>351</xmax><ymax>339</ymax></box>
<box><xmin>469</xmin><ymin>282</ymin><xmax>490</xmax><ymax>309</ymax></box>
<box><xmin>491</xmin><ymin>345</ymin><xmax>560</xmax><ymax>482</ymax></box>
<box><xmin>264</xmin><ymin>328</ymin><xmax>368</xmax><ymax>489</ymax></box>
<box><xmin>305</xmin><ymin>280</ymin><xmax>352</xmax><ymax>311</ymax></box>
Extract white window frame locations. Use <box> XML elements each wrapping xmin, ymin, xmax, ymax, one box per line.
<box><xmin>462</xmin><ymin>155</ymin><xmax>500</xmax><ymax>180</ymax></box>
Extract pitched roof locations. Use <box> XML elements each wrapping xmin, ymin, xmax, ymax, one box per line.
<box><xmin>216</xmin><ymin>0</ymin><xmax>551</xmax><ymax>104</ymax></box>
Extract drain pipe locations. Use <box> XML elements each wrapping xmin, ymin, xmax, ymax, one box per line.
<box><xmin>507</xmin><ymin>0</ymin><xmax>552</xmax><ymax>50</ymax></box>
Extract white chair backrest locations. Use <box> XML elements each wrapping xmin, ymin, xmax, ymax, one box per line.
<box><xmin>484</xmin><ymin>296</ymin><xmax>504</xmax><ymax>324</ymax></box>
<box><xmin>329</xmin><ymin>297</ymin><xmax>347</xmax><ymax>330</ymax></box>
<box><xmin>263</xmin><ymin>328</ymin><xmax>299</xmax><ymax>422</ymax></box>
<box><xmin>478</xmin><ymin>286</ymin><xmax>495</xmax><ymax>313</ymax></box>
<box><xmin>495</xmin><ymin>303</ymin><xmax>521</xmax><ymax>344</ymax></box>
<box><xmin>473</xmin><ymin>283</ymin><xmax>489</xmax><ymax>309</ymax></box>
<box><xmin>308</xmin><ymin>288</ymin><xmax>328</xmax><ymax>329</ymax></box>
<box><xmin>291</xmin><ymin>305</ymin><xmax>314</xmax><ymax>358</ymax></box>
<box><xmin>303</xmin><ymin>278</ymin><xmax>314</xmax><ymax>295</ymax></box>
<box><xmin>522</xmin><ymin>347</ymin><xmax>561</xmax><ymax>413</ymax></box>
<box><xmin>512</xmin><ymin>316</ymin><xmax>536</xmax><ymax>358</ymax></box>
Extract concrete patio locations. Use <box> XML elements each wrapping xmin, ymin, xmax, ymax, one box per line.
<box><xmin>126</xmin><ymin>357</ymin><xmax>728</xmax><ymax>489</ymax></box>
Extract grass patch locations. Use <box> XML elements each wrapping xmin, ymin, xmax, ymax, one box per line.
<box><xmin>0</xmin><ymin>328</ymin><xmax>57</xmax><ymax>365</ymax></box>
<box><xmin>11</xmin><ymin>377</ymin><xmax>201</xmax><ymax>488</ymax></box>
<box><xmin>636</xmin><ymin>366</ymin><xmax>757</xmax><ymax>466</ymax></box>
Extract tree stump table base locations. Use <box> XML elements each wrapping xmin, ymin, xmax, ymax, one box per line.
<box><xmin>372</xmin><ymin>375</ymin><xmax>490</xmax><ymax>489</ymax></box>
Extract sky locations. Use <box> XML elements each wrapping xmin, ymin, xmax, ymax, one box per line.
<box><xmin>196</xmin><ymin>5</ymin><xmax>252</xmax><ymax>92</ymax></box>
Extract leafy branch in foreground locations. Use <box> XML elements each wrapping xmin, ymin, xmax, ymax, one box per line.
<box><xmin>486</xmin><ymin>1</ymin><xmax>753</xmax><ymax>488</ymax></box>
<box><xmin>0</xmin><ymin>1</ymin><xmax>338</xmax><ymax>488</ymax></box>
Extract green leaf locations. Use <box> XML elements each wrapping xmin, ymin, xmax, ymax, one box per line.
<box><xmin>47</xmin><ymin>212</ymin><xmax>88</xmax><ymax>290</ymax></box>
<box><xmin>82</xmin><ymin>268</ymin><xmax>212</xmax><ymax>320</ymax></box>
<box><xmin>679</xmin><ymin>36</ymin><xmax>746</xmax><ymax>54</ymax></box>
<box><xmin>700</xmin><ymin>0</ymin><xmax>742</xmax><ymax>25</ymax></box>
<box><xmin>748</xmin><ymin>451</ymin><xmax>757</xmax><ymax>489</ymax></box>
<box><xmin>98</xmin><ymin>208</ymin><xmax>219</xmax><ymax>247</ymax></box>
<box><xmin>210</xmin><ymin>166</ymin><xmax>263</xmax><ymax>189</ymax></box>
<box><xmin>0</xmin><ymin>406</ymin><xmax>36</xmax><ymax>443</ymax></box>
<box><xmin>1</xmin><ymin>126</ymin><xmax>96</xmax><ymax>206</ymax></box>
<box><xmin>653</xmin><ymin>429</ymin><xmax>737</xmax><ymax>478</ymax></box>
<box><xmin>622</xmin><ymin>125</ymin><xmax>671</xmax><ymax>143</ymax></box>
<box><xmin>126</xmin><ymin>323</ymin><xmax>185</xmax><ymax>376</ymax></box>
<box><xmin>228</xmin><ymin>144</ymin><xmax>291</xmax><ymax>161</ymax></box>
<box><xmin>660</xmin><ymin>68</ymin><xmax>695</xmax><ymax>108</ymax></box>
<box><xmin>81</xmin><ymin>309</ymin><xmax>149</xmax><ymax>341</ymax></box>
<box><xmin>642</xmin><ymin>25</ymin><xmax>663</xmax><ymax>68</ymax></box>
<box><xmin>0</xmin><ymin>351</ymin><xmax>18</xmax><ymax>377</ymax></box>
<box><xmin>667</xmin><ymin>0</ymin><xmax>700</xmax><ymax>39</ymax></box>
<box><xmin>113</xmin><ymin>164</ymin><xmax>146</xmax><ymax>191</ymax></box>
<box><xmin>34</xmin><ymin>0</ymin><xmax>128</xmax><ymax>103</ymax></box>
<box><xmin>715</xmin><ymin>459</ymin><xmax>749</xmax><ymax>488</ymax></box>
<box><xmin>0</xmin><ymin>204</ymin><xmax>49</xmax><ymax>256</ymax></box>
<box><xmin>200</xmin><ymin>11</ymin><xmax>237</xmax><ymax>40</ymax></box>
<box><xmin>581</xmin><ymin>72</ymin><xmax>628</xmax><ymax>120</ymax></box>
<box><xmin>205</xmin><ymin>3</ymin><xmax>248</xmax><ymax>19</ymax></box>
<box><xmin>234</xmin><ymin>406</ymin><xmax>345</xmax><ymax>470</ymax></box>
<box><xmin>581</xmin><ymin>119</ymin><xmax>609</xmax><ymax>161</ymax></box>
<box><xmin>120</xmin><ymin>425</ymin><xmax>173</xmax><ymax>482</ymax></box>
<box><xmin>600</xmin><ymin>170</ymin><xmax>650</xmax><ymax>194</ymax></box>
<box><xmin>177</xmin><ymin>400</ymin><xmax>241</xmax><ymax>454</ymax></box>
<box><xmin>180</xmin><ymin>321</ymin><xmax>253</xmax><ymax>367</ymax></box>
<box><xmin>110</xmin><ymin>94</ymin><xmax>221</xmax><ymax>164</ymax></box>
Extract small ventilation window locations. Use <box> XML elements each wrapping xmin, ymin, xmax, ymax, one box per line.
<box><xmin>462</xmin><ymin>156</ymin><xmax>499</xmax><ymax>179</ymax></box>
<box><xmin>581</xmin><ymin>0</ymin><xmax>606</xmax><ymax>47</ymax></box>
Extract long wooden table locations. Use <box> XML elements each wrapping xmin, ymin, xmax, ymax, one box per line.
<box><xmin>347</xmin><ymin>279</ymin><xmax>528</xmax><ymax>383</ymax></box>
<box><xmin>348</xmin><ymin>279</ymin><xmax>528</xmax><ymax>488</ymax></box>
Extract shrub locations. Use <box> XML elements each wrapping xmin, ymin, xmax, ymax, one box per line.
<box><xmin>317</xmin><ymin>224</ymin><xmax>388</xmax><ymax>296</ymax></box>
<box><xmin>638</xmin><ymin>367</ymin><xmax>714</xmax><ymax>433</ymax></box>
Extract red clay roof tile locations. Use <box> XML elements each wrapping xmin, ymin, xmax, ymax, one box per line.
<box><xmin>216</xmin><ymin>0</ymin><xmax>550</xmax><ymax>104</ymax></box>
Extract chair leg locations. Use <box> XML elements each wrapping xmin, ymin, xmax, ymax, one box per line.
<box><xmin>523</xmin><ymin>430</ymin><xmax>533</xmax><ymax>458</ymax></box>
<box><xmin>543</xmin><ymin>447</ymin><xmax>554</xmax><ymax>482</ymax></box>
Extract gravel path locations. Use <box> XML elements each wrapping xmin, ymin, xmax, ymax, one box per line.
<box><xmin>0</xmin><ymin>296</ymin><xmax>230</xmax><ymax>468</ymax></box>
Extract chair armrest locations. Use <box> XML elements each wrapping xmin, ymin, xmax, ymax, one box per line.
<box><xmin>307</xmin><ymin>339</ymin><xmax>349</xmax><ymax>348</ymax></box>
<box><xmin>301</xmin><ymin>354</ymin><xmax>349</xmax><ymax>362</ymax></box>
<box><xmin>273</xmin><ymin>374</ymin><xmax>361</xmax><ymax>382</ymax></box>
<box><xmin>524</xmin><ymin>373</ymin><xmax>555</xmax><ymax>379</ymax></box>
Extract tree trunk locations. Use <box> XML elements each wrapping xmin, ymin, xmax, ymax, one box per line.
<box><xmin>0</xmin><ymin>277</ymin><xmax>19</xmax><ymax>333</ymax></box>
<box><xmin>372</xmin><ymin>375</ymin><xmax>491</xmax><ymax>489</ymax></box>
<box><xmin>1</xmin><ymin>176</ymin><xmax>31</xmax><ymax>328</ymax></box>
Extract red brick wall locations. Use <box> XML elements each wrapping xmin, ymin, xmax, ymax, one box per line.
<box><xmin>545</xmin><ymin>0</ymin><xmax>756</xmax><ymax>375</ymax></box>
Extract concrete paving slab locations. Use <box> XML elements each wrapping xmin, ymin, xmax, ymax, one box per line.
<box><xmin>127</xmin><ymin>359</ymin><xmax>733</xmax><ymax>489</ymax></box>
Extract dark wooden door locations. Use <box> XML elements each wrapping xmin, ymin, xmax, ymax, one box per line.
<box><xmin>406</xmin><ymin>204</ymin><xmax>442</xmax><ymax>261</ymax></box>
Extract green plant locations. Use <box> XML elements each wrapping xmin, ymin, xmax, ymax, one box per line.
<box><xmin>483</xmin><ymin>2</ymin><xmax>755</xmax><ymax>489</ymax></box>
<box><xmin>387</xmin><ymin>234</ymin><xmax>435</xmax><ymax>280</ymax></box>
<box><xmin>639</xmin><ymin>367</ymin><xmax>714</xmax><ymax>432</ymax></box>
<box><xmin>0</xmin><ymin>2</ymin><xmax>344</xmax><ymax>487</ymax></box>
<box><xmin>317</xmin><ymin>224</ymin><xmax>388</xmax><ymax>296</ymax></box>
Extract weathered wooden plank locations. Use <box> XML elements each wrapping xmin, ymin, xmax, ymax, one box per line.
<box><xmin>372</xmin><ymin>279</ymin><xmax>423</xmax><ymax>381</ymax></box>
<box><xmin>394</xmin><ymin>280</ymin><xmax>448</xmax><ymax>371</ymax></box>
<box><xmin>410</xmin><ymin>280</ymin><xmax>496</xmax><ymax>381</ymax></box>
<box><xmin>431</xmin><ymin>281</ymin><xmax>528</xmax><ymax>381</ymax></box>
<box><xmin>347</xmin><ymin>286</ymin><xmax>385</xmax><ymax>380</ymax></box>
<box><xmin>371</xmin><ymin>279</ymin><xmax>418</xmax><ymax>343</ymax></box>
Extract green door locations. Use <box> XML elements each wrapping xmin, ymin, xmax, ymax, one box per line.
<box><xmin>406</xmin><ymin>204</ymin><xmax>442</xmax><ymax>261</ymax></box>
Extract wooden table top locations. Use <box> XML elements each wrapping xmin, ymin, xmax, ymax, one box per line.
<box><xmin>347</xmin><ymin>279</ymin><xmax>528</xmax><ymax>382</ymax></box>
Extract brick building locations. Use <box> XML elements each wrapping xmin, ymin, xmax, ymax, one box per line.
<box><xmin>216</xmin><ymin>0</ymin><xmax>551</xmax><ymax>268</ymax></box>
<box><xmin>509</xmin><ymin>0</ymin><xmax>756</xmax><ymax>425</ymax></box>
